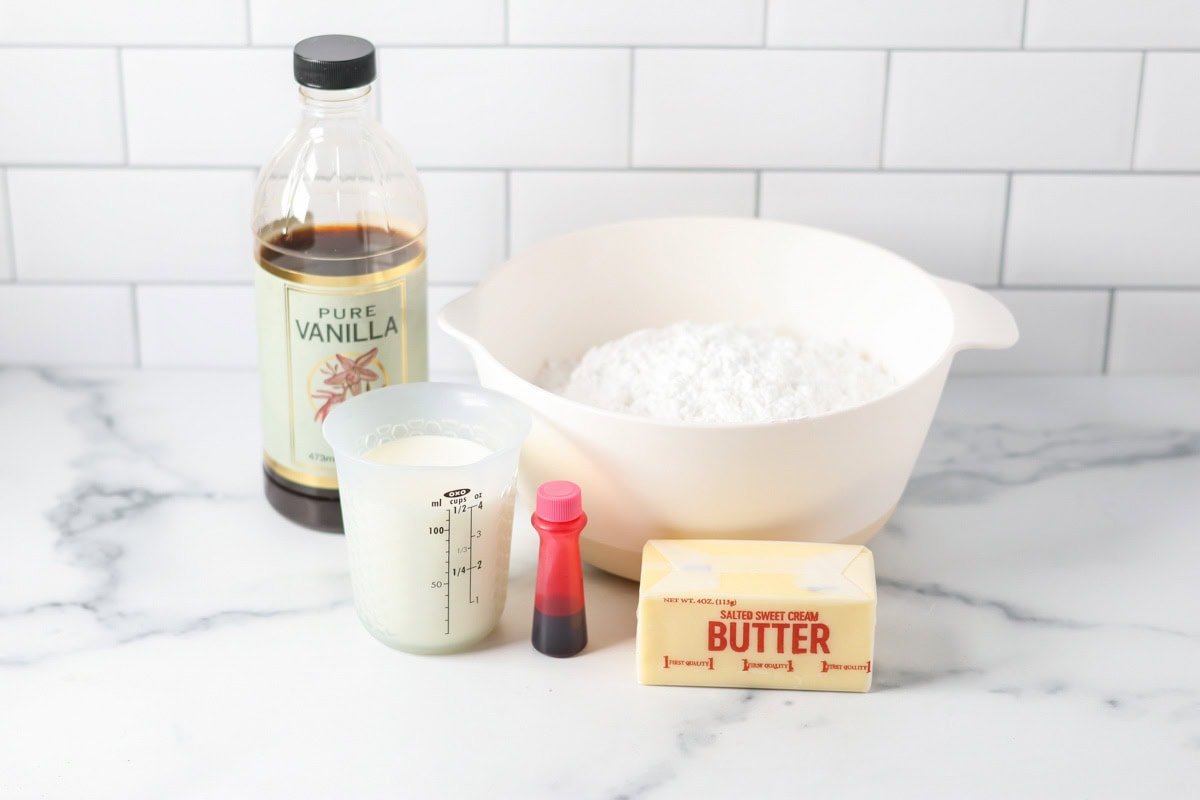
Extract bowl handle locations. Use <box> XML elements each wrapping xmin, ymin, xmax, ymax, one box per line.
<box><xmin>933</xmin><ymin>276</ymin><xmax>1019</xmax><ymax>353</ymax></box>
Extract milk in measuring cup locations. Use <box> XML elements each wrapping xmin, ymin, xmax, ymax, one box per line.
<box><xmin>338</xmin><ymin>432</ymin><xmax>518</xmax><ymax>654</ymax></box>
<box><xmin>323</xmin><ymin>383</ymin><xmax>530</xmax><ymax>654</ymax></box>
<box><xmin>367</xmin><ymin>435</ymin><xmax>492</xmax><ymax>467</ymax></box>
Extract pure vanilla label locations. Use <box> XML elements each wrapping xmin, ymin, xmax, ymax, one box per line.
<box><xmin>255</xmin><ymin>264</ymin><xmax>428</xmax><ymax>489</ymax></box>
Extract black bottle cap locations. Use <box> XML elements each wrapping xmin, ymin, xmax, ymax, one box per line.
<box><xmin>293</xmin><ymin>35</ymin><xmax>376</xmax><ymax>90</ymax></box>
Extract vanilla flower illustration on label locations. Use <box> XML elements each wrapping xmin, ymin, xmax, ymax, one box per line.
<box><xmin>312</xmin><ymin>347</ymin><xmax>384</xmax><ymax>422</ymax></box>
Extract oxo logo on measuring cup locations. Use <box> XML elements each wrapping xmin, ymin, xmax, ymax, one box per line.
<box><xmin>322</xmin><ymin>383</ymin><xmax>532</xmax><ymax>656</ymax></box>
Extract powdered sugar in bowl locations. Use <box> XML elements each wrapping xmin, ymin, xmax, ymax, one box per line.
<box><xmin>538</xmin><ymin>320</ymin><xmax>898</xmax><ymax>424</ymax></box>
<box><xmin>440</xmin><ymin>217</ymin><xmax>1017</xmax><ymax>579</ymax></box>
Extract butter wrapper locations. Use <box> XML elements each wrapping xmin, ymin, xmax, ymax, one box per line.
<box><xmin>636</xmin><ymin>539</ymin><xmax>877</xmax><ymax>692</ymax></box>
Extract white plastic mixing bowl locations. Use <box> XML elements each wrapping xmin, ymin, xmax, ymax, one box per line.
<box><xmin>439</xmin><ymin>217</ymin><xmax>1017</xmax><ymax>580</ymax></box>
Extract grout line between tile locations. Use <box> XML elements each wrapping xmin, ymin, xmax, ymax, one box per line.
<box><xmin>16</xmin><ymin>279</ymin><xmax>481</xmax><ymax>290</ymax></box>
<box><xmin>414</xmin><ymin>165</ymin><xmax>1200</xmax><ymax>175</ymax></box>
<box><xmin>4</xmin><ymin>42</ymin><xmax>1195</xmax><ymax>51</ymax></box>
<box><xmin>753</xmin><ymin>171</ymin><xmax>762</xmax><ymax>216</ymax></box>
<box><xmin>4</xmin><ymin>42</ymin><xmax>1193</xmax><ymax>52</ymax></box>
<box><xmin>943</xmin><ymin>283</ymin><xmax>1200</xmax><ymax>293</ymax></box>
<box><xmin>878</xmin><ymin>50</ymin><xmax>891</xmax><ymax>167</ymax></box>
<box><xmin>761</xmin><ymin>0</ymin><xmax>770</xmax><ymax>47</ymax></box>
<box><xmin>130</xmin><ymin>284</ymin><xmax>143</xmax><ymax>367</ymax></box>
<box><xmin>503</xmin><ymin>0</ymin><xmax>509</xmax><ymax>44</ymax></box>
<box><xmin>1</xmin><ymin>163</ymin><xmax>1199</xmax><ymax>176</ymax></box>
<box><xmin>1101</xmin><ymin>288</ymin><xmax>1117</xmax><ymax>373</ymax></box>
<box><xmin>1130</xmin><ymin>51</ymin><xmax>1148</xmax><ymax>169</ymax></box>
<box><xmin>997</xmin><ymin>173</ymin><xmax>1013</xmax><ymax>285</ymax></box>
<box><xmin>0</xmin><ymin>163</ymin><xmax>260</xmax><ymax>171</ymax></box>
<box><xmin>1021</xmin><ymin>0</ymin><xmax>1030</xmax><ymax>48</ymax></box>
<box><xmin>9</xmin><ymin>280</ymin><xmax>1172</xmax><ymax>291</ymax></box>
<box><xmin>115</xmin><ymin>48</ymin><xmax>130</xmax><ymax>165</ymax></box>
<box><xmin>243</xmin><ymin>0</ymin><xmax>253</xmax><ymax>45</ymax></box>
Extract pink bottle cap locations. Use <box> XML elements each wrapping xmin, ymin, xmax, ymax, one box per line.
<box><xmin>535</xmin><ymin>481</ymin><xmax>583</xmax><ymax>522</ymax></box>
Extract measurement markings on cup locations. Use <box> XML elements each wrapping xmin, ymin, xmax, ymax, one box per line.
<box><xmin>432</xmin><ymin>488</ymin><xmax>485</xmax><ymax>636</ymax></box>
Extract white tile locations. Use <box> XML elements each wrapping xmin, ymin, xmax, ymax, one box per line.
<box><xmin>1108</xmin><ymin>291</ymin><xmax>1200</xmax><ymax>373</ymax></box>
<box><xmin>136</xmin><ymin>285</ymin><xmax>255</xmax><ymax>367</ymax></box>
<box><xmin>0</xmin><ymin>285</ymin><xmax>135</xmax><ymax>366</ymax></box>
<box><xmin>1026</xmin><ymin>0</ymin><xmax>1200</xmax><ymax>49</ymax></box>
<box><xmin>428</xmin><ymin>284</ymin><xmax>476</xmax><ymax>374</ymax></box>
<box><xmin>767</xmin><ymin>0</ymin><xmax>1023</xmax><ymax>48</ymax></box>
<box><xmin>250</xmin><ymin>0</ymin><xmax>504</xmax><ymax>45</ymax></box>
<box><xmin>510</xmin><ymin>0</ymin><xmax>765</xmax><ymax>45</ymax></box>
<box><xmin>633</xmin><ymin>50</ymin><xmax>885</xmax><ymax>168</ymax></box>
<box><xmin>509</xmin><ymin>171</ymin><xmax>756</xmax><ymax>254</ymax></box>
<box><xmin>0</xmin><ymin>0</ymin><xmax>246</xmax><ymax>45</ymax></box>
<box><xmin>952</xmin><ymin>290</ymin><xmax>1109</xmax><ymax>375</ymax></box>
<box><xmin>123</xmin><ymin>48</ymin><xmax>296</xmax><ymax>166</ymax></box>
<box><xmin>0</xmin><ymin>173</ymin><xmax>12</xmax><ymax>281</ymax></box>
<box><xmin>379</xmin><ymin>49</ymin><xmax>630</xmax><ymax>168</ymax></box>
<box><xmin>1005</xmin><ymin>175</ymin><xmax>1200</xmax><ymax>287</ymax></box>
<box><xmin>1135</xmin><ymin>54</ymin><xmax>1200</xmax><ymax>171</ymax></box>
<box><xmin>7</xmin><ymin>169</ymin><xmax>255</xmax><ymax>283</ymax></box>
<box><xmin>421</xmin><ymin>172</ymin><xmax>507</xmax><ymax>283</ymax></box>
<box><xmin>0</xmin><ymin>49</ymin><xmax>123</xmax><ymax>164</ymax></box>
<box><xmin>885</xmin><ymin>52</ymin><xmax>1141</xmax><ymax>170</ymax></box>
<box><xmin>760</xmin><ymin>172</ymin><xmax>1006</xmax><ymax>284</ymax></box>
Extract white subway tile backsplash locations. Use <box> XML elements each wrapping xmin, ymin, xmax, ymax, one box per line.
<box><xmin>1026</xmin><ymin>0</ymin><xmax>1200</xmax><ymax>50</ymax></box>
<box><xmin>0</xmin><ymin>173</ymin><xmax>12</xmax><ymax>281</ymax></box>
<box><xmin>952</xmin><ymin>289</ymin><xmax>1110</xmax><ymax>374</ymax></box>
<box><xmin>1108</xmin><ymin>291</ymin><xmax>1200</xmax><ymax>373</ymax></box>
<box><xmin>766</xmin><ymin>0</ymin><xmax>1023</xmax><ymax>48</ymax></box>
<box><xmin>136</xmin><ymin>285</ymin><xmax>255</xmax><ymax>367</ymax></box>
<box><xmin>1005</xmin><ymin>175</ymin><xmax>1200</xmax><ymax>287</ymax></box>
<box><xmin>759</xmin><ymin>172</ymin><xmax>1006</xmax><ymax>284</ymax></box>
<box><xmin>2</xmin><ymin>3</ymin><xmax>1200</xmax><ymax>375</ymax></box>
<box><xmin>509</xmin><ymin>171</ymin><xmax>756</xmax><ymax>254</ymax></box>
<box><xmin>1135</xmin><ymin>54</ymin><xmax>1200</xmax><ymax>171</ymax></box>
<box><xmin>885</xmin><ymin>52</ymin><xmax>1141</xmax><ymax>170</ymax></box>
<box><xmin>250</xmin><ymin>0</ymin><xmax>504</xmax><ymax>45</ymax></box>
<box><xmin>7</xmin><ymin>169</ymin><xmax>255</xmax><ymax>283</ymax></box>
<box><xmin>0</xmin><ymin>1</ymin><xmax>246</xmax><ymax>46</ymax></box>
<box><xmin>510</xmin><ymin>0</ymin><xmax>765</xmax><ymax>45</ymax></box>
<box><xmin>429</xmin><ymin>284</ymin><xmax>475</xmax><ymax>374</ymax></box>
<box><xmin>123</xmin><ymin>48</ymin><xmax>295</xmax><ymax>166</ymax></box>
<box><xmin>0</xmin><ymin>49</ymin><xmax>124</xmax><ymax>164</ymax></box>
<box><xmin>421</xmin><ymin>172</ymin><xmax>507</xmax><ymax>283</ymax></box>
<box><xmin>379</xmin><ymin>49</ymin><xmax>630</xmax><ymax>168</ymax></box>
<box><xmin>0</xmin><ymin>285</ymin><xmax>135</xmax><ymax>366</ymax></box>
<box><xmin>633</xmin><ymin>50</ymin><xmax>885</xmax><ymax>168</ymax></box>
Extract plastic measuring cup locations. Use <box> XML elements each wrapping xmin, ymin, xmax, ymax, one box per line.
<box><xmin>323</xmin><ymin>383</ymin><xmax>531</xmax><ymax>654</ymax></box>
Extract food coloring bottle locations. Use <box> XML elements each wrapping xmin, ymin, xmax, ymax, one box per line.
<box><xmin>531</xmin><ymin>481</ymin><xmax>589</xmax><ymax>657</ymax></box>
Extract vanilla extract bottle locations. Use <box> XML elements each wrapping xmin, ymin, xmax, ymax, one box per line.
<box><xmin>253</xmin><ymin>35</ymin><xmax>428</xmax><ymax>531</ymax></box>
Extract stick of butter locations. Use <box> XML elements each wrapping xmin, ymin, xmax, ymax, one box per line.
<box><xmin>636</xmin><ymin>539</ymin><xmax>877</xmax><ymax>692</ymax></box>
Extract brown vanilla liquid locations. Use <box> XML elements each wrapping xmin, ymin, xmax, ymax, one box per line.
<box><xmin>257</xmin><ymin>223</ymin><xmax>425</xmax><ymax>533</ymax></box>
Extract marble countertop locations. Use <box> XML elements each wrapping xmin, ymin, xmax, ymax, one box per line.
<box><xmin>1</xmin><ymin>368</ymin><xmax>1197</xmax><ymax>799</ymax></box>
